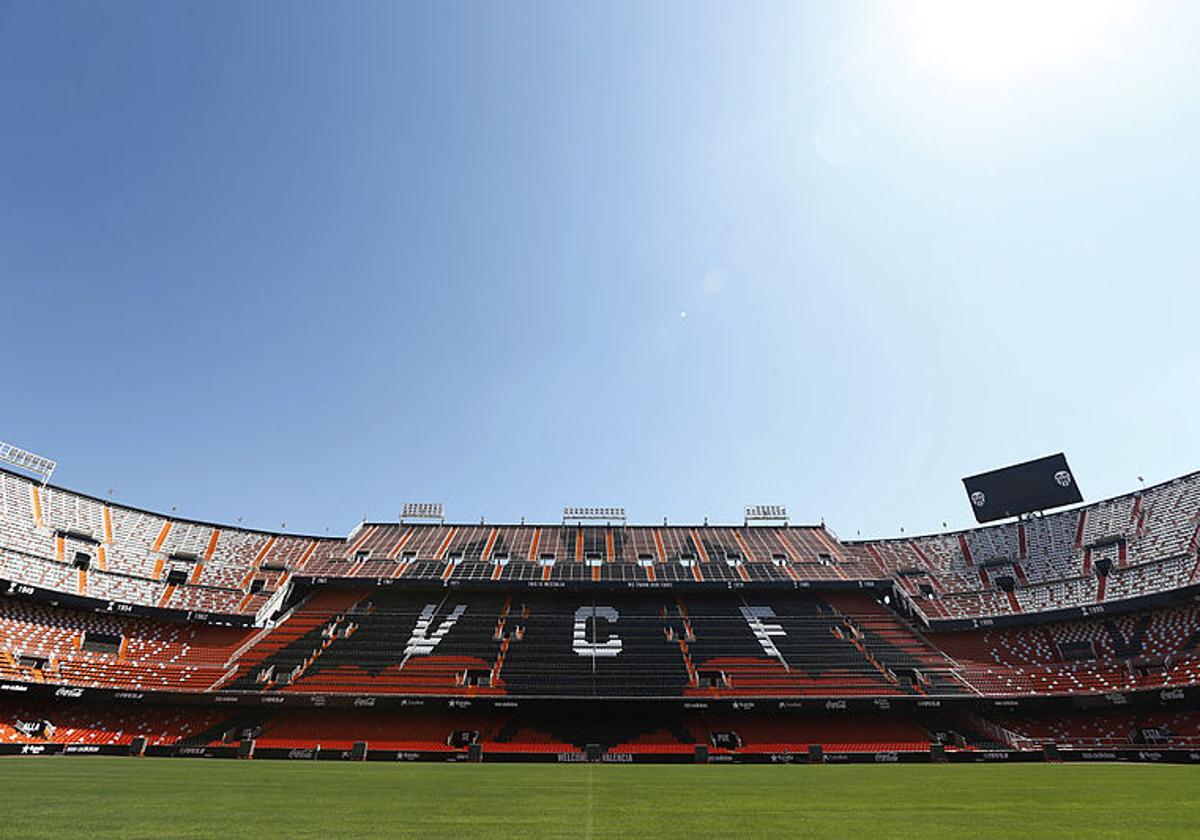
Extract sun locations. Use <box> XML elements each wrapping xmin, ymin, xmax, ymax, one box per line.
<box><xmin>899</xmin><ymin>0</ymin><xmax>1140</xmax><ymax>86</ymax></box>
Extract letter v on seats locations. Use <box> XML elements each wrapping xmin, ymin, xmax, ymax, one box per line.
<box><xmin>402</xmin><ymin>604</ymin><xmax>467</xmax><ymax>659</ymax></box>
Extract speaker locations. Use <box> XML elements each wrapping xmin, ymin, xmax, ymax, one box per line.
<box><xmin>807</xmin><ymin>744</ymin><xmax>823</xmax><ymax>764</ymax></box>
<box><xmin>129</xmin><ymin>736</ymin><xmax>147</xmax><ymax>757</ymax></box>
<box><xmin>467</xmin><ymin>743</ymin><xmax>482</xmax><ymax>762</ymax></box>
<box><xmin>1043</xmin><ymin>743</ymin><xmax>1060</xmax><ymax>762</ymax></box>
<box><xmin>351</xmin><ymin>741</ymin><xmax>368</xmax><ymax>761</ymax></box>
<box><xmin>930</xmin><ymin>743</ymin><xmax>946</xmax><ymax>763</ymax></box>
<box><xmin>586</xmin><ymin>743</ymin><xmax>602</xmax><ymax>762</ymax></box>
<box><xmin>694</xmin><ymin>744</ymin><xmax>708</xmax><ymax>764</ymax></box>
<box><xmin>237</xmin><ymin>739</ymin><xmax>255</xmax><ymax>759</ymax></box>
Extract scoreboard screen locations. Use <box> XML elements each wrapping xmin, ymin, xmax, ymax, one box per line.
<box><xmin>962</xmin><ymin>453</ymin><xmax>1083</xmax><ymax>523</ymax></box>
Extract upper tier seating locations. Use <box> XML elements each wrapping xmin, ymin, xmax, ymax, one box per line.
<box><xmin>0</xmin><ymin>470</ymin><xmax>336</xmax><ymax>617</ymax></box>
<box><xmin>849</xmin><ymin>470</ymin><xmax>1200</xmax><ymax>622</ymax></box>
<box><xmin>1</xmin><ymin>466</ymin><xmax>1199</xmax><ymax>623</ymax></box>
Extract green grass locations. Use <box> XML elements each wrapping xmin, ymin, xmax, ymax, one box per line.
<box><xmin>0</xmin><ymin>758</ymin><xmax>1196</xmax><ymax>839</ymax></box>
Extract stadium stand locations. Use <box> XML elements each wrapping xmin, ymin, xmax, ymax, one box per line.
<box><xmin>1</xmin><ymin>465</ymin><xmax>1199</xmax><ymax>762</ymax></box>
<box><xmin>4</xmin><ymin>466</ymin><xmax>1200</xmax><ymax>623</ymax></box>
<box><xmin>982</xmin><ymin>710</ymin><xmax>1200</xmax><ymax>749</ymax></box>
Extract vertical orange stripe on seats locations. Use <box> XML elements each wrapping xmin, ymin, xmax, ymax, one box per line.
<box><xmin>254</xmin><ymin>536</ymin><xmax>277</xmax><ymax>564</ymax></box>
<box><xmin>812</xmin><ymin>527</ymin><xmax>842</xmax><ymax>559</ymax></box>
<box><xmin>30</xmin><ymin>486</ymin><xmax>43</xmax><ymax>527</ymax></box>
<box><xmin>77</xmin><ymin>569</ymin><xmax>87</xmax><ymax>595</ymax></box>
<box><xmin>652</xmin><ymin>530</ymin><xmax>667</xmax><ymax>562</ymax></box>
<box><xmin>95</xmin><ymin>546</ymin><xmax>107</xmax><ymax>571</ymax></box>
<box><xmin>387</xmin><ymin>529</ymin><xmax>415</xmax><ymax>559</ymax></box>
<box><xmin>689</xmin><ymin>530</ymin><xmax>709</xmax><ymax>563</ymax></box>
<box><xmin>157</xmin><ymin>585</ymin><xmax>175</xmax><ymax>609</ymax></box>
<box><xmin>344</xmin><ymin>527</ymin><xmax>374</xmax><ymax>557</ymax></box>
<box><xmin>151</xmin><ymin>558</ymin><xmax>165</xmax><ymax>579</ymax></box>
<box><xmin>434</xmin><ymin>528</ymin><xmax>457</xmax><ymax>560</ymax></box>
<box><xmin>151</xmin><ymin>522</ymin><xmax>172</xmax><ymax>552</ymax></box>
<box><xmin>810</xmin><ymin>528</ymin><xmax>848</xmax><ymax>579</ymax></box>
<box><xmin>732</xmin><ymin>530</ymin><xmax>755</xmax><ymax>562</ymax></box>
<box><xmin>102</xmin><ymin>506</ymin><xmax>113</xmax><ymax>543</ymax></box>
<box><xmin>189</xmin><ymin>563</ymin><xmax>205</xmax><ymax>584</ymax></box>
<box><xmin>797</xmin><ymin>533</ymin><xmax>849</xmax><ymax>580</ymax></box>
<box><xmin>605</xmin><ymin>529</ymin><xmax>614</xmax><ymax>562</ymax></box>
<box><xmin>528</xmin><ymin>528</ymin><xmax>541</xmax><ymax>562</ymax></box>
<box><xmin>297</xmin><ymin>540</ymin><xmax>319</xmax><ymax>569</ymax></box>
<box><xmin>773</xmin><ymin>531</ymin><xmax>793</xmax><ymax>561</ymax></box>
<box><xmin>480</xmin><ymin>528</ymin><xmax>498</xmax><ymax>562</ymax></box>
<box><xmin>575</xmin><ymin>529</ymin><xmax>583</xmax><ymax>563</ymax></box>
<box><xmin>204</xmin><ymin>529</ymin><xmax>221</xmax><ymax>561</ymax></box>
<box><xmin>55</xmin><ymin>536</ymin><xmax>65</xmax><ymax>562</ymax></box>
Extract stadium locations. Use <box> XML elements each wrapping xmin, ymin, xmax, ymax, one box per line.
<box><xmin>2</xmin><ymin>452</ymin><xmax>1199</xmax><ymax>767</ymax></box>
<box><xmin>3</xmin><ymin>450</ymin><xmax>1200</xmax><ymax>834</ymax></box>
<box><xmin>6</xmin><ymin>1</ymin><xmax>1200</xmax><ymax>837</ymax></box>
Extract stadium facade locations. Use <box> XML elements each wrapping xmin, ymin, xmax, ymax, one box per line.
<box><xmin>1</xmin><ymin>466</ymin><xmax>1199</xmax><ymax>763</ymax></box>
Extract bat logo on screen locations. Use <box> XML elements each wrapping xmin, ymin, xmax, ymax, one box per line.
<box><xmin>970</xmin><ymin>491</ymin><xmax>986</xmax><ymax>508</ymax></box>
<box><xmin>1054</xmin><ymin>470</ymin><xmax>1073</xmax><ymax>487</ymax></box>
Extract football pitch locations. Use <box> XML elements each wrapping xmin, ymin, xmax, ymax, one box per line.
<box><xmin>1</xmin><ymin>758</ymin><xmax>1196</xmax><ymax>839</ymax></box>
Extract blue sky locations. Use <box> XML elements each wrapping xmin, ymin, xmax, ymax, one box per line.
<box><xmin>2</xmin><ymin>1</ymin><xmax>1198</xmax><ymax>538</ymax></box>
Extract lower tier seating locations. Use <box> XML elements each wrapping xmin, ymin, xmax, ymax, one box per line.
<box><xmin>983</xmin><ymin>710</ymin><xmax>1200</xmax><ymax>749</ymax></box>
